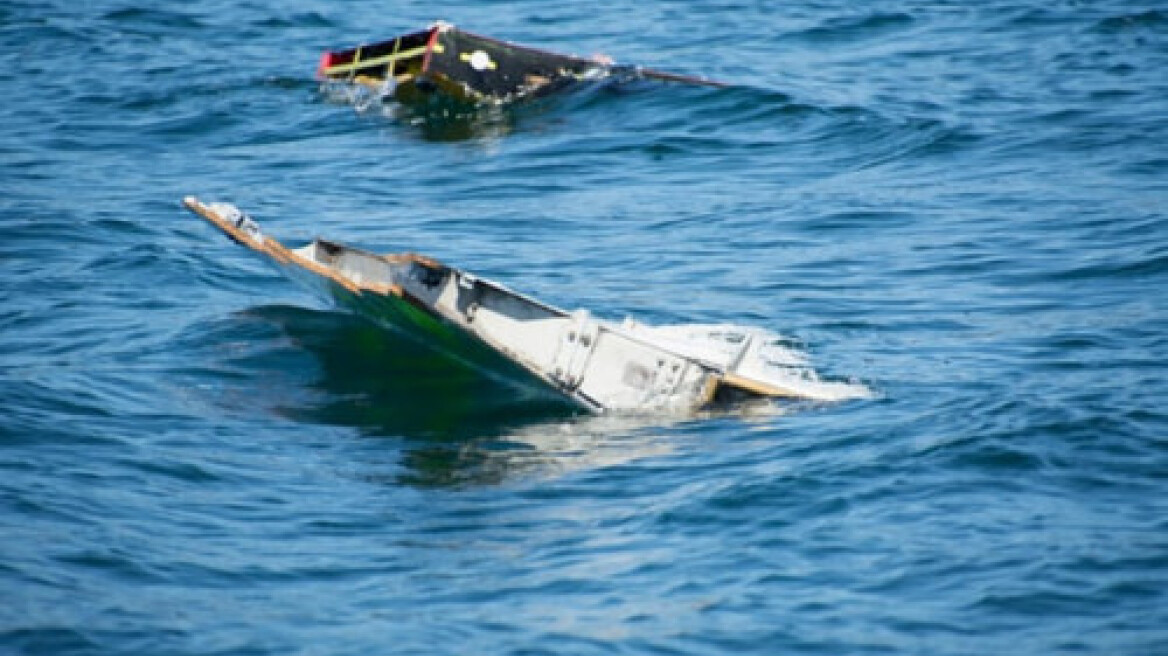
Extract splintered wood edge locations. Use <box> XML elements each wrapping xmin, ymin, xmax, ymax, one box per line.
<box><xmin>183</xmin><ymin>196</ymin><xmax>403</xmax><ymax>298</ymax></box>
<box><xmin>719</xmin><ymin>372</ymin><xmax>812</xmax><ymax>400</ymax></box>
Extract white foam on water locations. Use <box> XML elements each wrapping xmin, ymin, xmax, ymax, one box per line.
<box><xmin>319</xmin><ymin>81</ymin><xmax>403</xmax><ymax>118</ymax></box>
<box><xmin>620</xmin><ymin>321</ymin><xmax>873</xmax><ymax>403</ymax></box>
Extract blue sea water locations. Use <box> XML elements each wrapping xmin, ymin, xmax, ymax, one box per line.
<box><xmin>2</xmin><ymin>0</ymin><xmax>1167</xmax><ymax>654</ymax></box>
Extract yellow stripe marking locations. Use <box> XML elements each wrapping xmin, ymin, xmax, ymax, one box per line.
<box><xmin>322</xmin><ymin>44</ymin><xmax>444</xmax><ymax>76</ymax></box>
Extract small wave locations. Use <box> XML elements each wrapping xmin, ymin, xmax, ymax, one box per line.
<box><xmin>101</xmin><ymin>7</ymin><xmax>205</xmax><ymax>32</ymax></box>
<box><xmin>0</xmin><ymin>628</ymin><xmax>99</xmax><ymax>655</ymax></box>
<box><xmin>784</xmin><ymin>11</ymin><xmax>916</xmax><ymax>45</ymax></box>
<box><xmin>252</xmin><ymin>12</ymin><xmax>334</xmax><ymax>30</ymax></box>
<box><xmin>1093</xmin><ymin>10</ymin><xmax>1168</xmax><ymax>34</ymax></box>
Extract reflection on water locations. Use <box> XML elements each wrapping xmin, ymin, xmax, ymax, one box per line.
<box><xmin>396</xmin><ymin>414</ymin><xmax>688</xmax><ymax>488</ymax></box>
<box><xmin>319</xmin><ymin>74</ymin><xmax>639</xmax><ymax>142</ymax></box>
<box><xmin>387</xmin><ymin>402</ymin><xmax>800</xmax><ymax>487</ymax></box>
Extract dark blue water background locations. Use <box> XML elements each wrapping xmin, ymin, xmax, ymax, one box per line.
<box><xmin>3</xmin><ymin>1</ymin><xmax>1167</xmax><ymax>654</ymax></box>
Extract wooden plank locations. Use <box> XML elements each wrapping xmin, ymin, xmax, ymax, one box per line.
<box><xmin>719</xmin><ymin>372</ymin><xmax>809</xmax><ymax>399</ymax></box>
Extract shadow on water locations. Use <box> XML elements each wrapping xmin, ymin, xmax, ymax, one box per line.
<box><xmin>242</xmin><ymin>305</ymin><xmax>580</xmax><ymax>440</ymax></box>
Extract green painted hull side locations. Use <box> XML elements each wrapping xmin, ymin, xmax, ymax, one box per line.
<box><xmin>291</xmin><ymin>264</ymin><xmax>581</xmax><ymax>409</ymax></box>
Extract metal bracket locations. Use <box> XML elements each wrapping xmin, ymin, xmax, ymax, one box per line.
<box><xmin>551</xmin><ymin>310</ymin><xmax>599</xmax><ymax>390</ymax></box>
<box><xmin>455</xmin><ymin>272</ymin><xmax>482</xmax><ymax>323</ymax></box>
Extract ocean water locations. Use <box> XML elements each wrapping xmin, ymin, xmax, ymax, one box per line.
<box><xmin>2</xmin><ymin>0</ymin><xmax>1167</xmax><ymax>654</ymax></box>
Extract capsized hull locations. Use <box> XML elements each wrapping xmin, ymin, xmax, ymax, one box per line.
<box><xmin>183</xmin><ymin>197</ymin><xmax>810</xmax><ymax>413</ymax></box>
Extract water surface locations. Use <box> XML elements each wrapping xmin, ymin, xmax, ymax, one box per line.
<box><xmin>2</xmin><ymin>1</ymin><xmax>1167</xmax><ymax>654</ymax></box>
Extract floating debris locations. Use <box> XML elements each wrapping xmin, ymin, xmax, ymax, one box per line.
<box><xmin>183</xmin><ymin>198</ymin><xmax>864</xmax><ymax>414</ymax></box>
<box><xmin>317</xmin><ymin>21</ymin><xmax>726</xmax><ymax>106</ymax></box>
